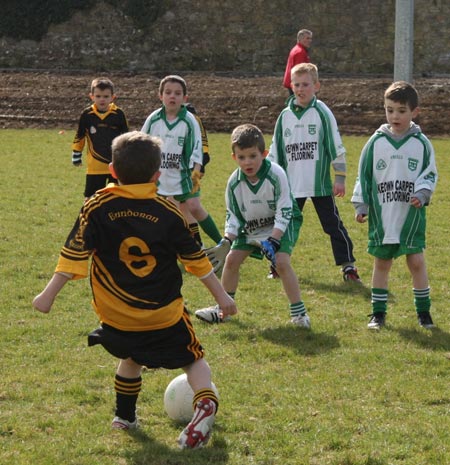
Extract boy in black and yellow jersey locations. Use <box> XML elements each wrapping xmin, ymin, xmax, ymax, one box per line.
<box><xmin>33</xmin><ymin>131</ymin><xmax>237</xmax><ymax>449</ymax></box>
<box><xmin>72</xmin><ymin>77</ymin><xmax>129</xmax><ymax>198</ymax></box>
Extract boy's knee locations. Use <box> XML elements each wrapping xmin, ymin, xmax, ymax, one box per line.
<box><xmin>224</xmin><ymin>252</ymin><xmax>242</xmax><ymax>270</ymax></box>
<box><xmin>274</xmin><ymin>255</ymin><xmax>291</xmax><ymax>274</ymax></box>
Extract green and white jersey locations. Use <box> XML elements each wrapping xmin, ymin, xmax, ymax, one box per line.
<box><xmin>268</xmin><ymin>96</ymin><xmax>346</xmax><ymax>198</ymax></box>
<box><xmin>225</xmin><ymin>159</ymin><xmax>300</xmax><ymax>241</ymax></box>
<box><xmin>141</xmin><ymin>105</ymin><xmax>203</xmax><ymax>196</ymax></box>
<box><xmin>351</xmin><ymin>123</ymin><xmax>438</xmax><ymax>247</ymax></box>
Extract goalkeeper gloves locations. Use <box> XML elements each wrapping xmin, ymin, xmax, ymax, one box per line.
<box><xmin>191</xmin><ymin>170</ymin><xmax>202</xmax><ymax>194</ymax></box>
<box><xmin>72</xmin><ymin>151</ymin><xmax>82</xmax><ymax>166</ymax></box>
<box><xmin>260</xmin><ymin>237</ymin><xmax>281</xmax><ymax>268</ymax></box>
<box><xmin>204</xmin><ymin>237</ymin><xmax>232</xmax><ymax>275</ymax></box>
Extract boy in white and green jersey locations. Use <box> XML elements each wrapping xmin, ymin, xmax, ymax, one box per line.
<box><xmin>195</xmin><ymin>124</ymin><xmax>310</xmax><ymax>329</ymax></box>
<box><xmin>351</xmin><ymin>81</ymin><xmax>438</xmax><ymax>330</ymax></box>
<box><xmin>141</xmin><ymin>75</ymin><xmax>222</xmax><ymax>247</ymax></box>
<box><xmin>269</xmin><ymin>63</ymin><xmax>359</xmax><ymax>282</ymax></box>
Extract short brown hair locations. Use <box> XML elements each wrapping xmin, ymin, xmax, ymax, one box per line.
<box><xmin>112</xmin><ymin>131</ymin><xmax>161</xmax><ymax>185</ymax></box>
<box><xmin>90</xmin><ymin>77</ymin><xmax>114</xmax><ymax>94</ymax></box>
<box><xmin>159</xmin><ymin>75</ymin><xmax>187</xmax><ymax>95</ymax></box>
<box><xmin>231</xmin><ymin>124</ymin><xmax>266</xmax><ymax>154</ymax></box>
<box><xmin>291</xmin><ymin>63</ymin><xmax>319</xmax><ymax>84</ymax></box>
<box><xmin>384</xmin><ymin>81</ymin><xmax>419</xmax><ymax>110</ymax></box>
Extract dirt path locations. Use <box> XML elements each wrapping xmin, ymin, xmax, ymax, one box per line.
<box><xmin>0</xmin><ymin>71</ymin><xmax>448</xmax><ymax>137</ymax></box>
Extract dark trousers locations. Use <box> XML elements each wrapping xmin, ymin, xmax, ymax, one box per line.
<box><xmin>296</xmin><ymin>196</ymin><xmax>355</xmax><ymax>266</ymax></box>
<box><xmin>84</xmin><ymin>174</ymin><xmax>117</xmax><ymax>197</ymax></box>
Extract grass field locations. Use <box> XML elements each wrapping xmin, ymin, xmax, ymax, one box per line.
<box><xmin>1</xmin><ymin>129</ymin><xmax>449</xmax><ymax>465</ymax></box>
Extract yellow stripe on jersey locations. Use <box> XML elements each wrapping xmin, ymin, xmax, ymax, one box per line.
<box><xmin>92</xmin><ymin>291</ymin><xmax>185</xmax><ymax>332</ymax></box>
<box><xmin>92</xmin><ymin>256</ymin><xmax>159</xmax><ymax>307</ymax></box>
<box><xmin>183</xmin><ymin>312</ymin><xmax>204</xmax><ymax>359</ymax></box>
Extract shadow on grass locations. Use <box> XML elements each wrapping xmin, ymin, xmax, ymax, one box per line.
<box><xmin>125</xmin><ymin>426</ymin><xmax>229</xmax><ymax>465</ymax></box>
<box><xmin>261</xmin><ymin>325</ymin><xmax>340</xmax><ymax>356</ymax></box>
<box><xmin>300</xmin><ymin>276</ymin><xmax>372</xmax><ymax>299</ymax></box>
<box><xmin>394</xmin><ymin>325</ymin><xmax>450</xmax><ymax>351</ymax></box>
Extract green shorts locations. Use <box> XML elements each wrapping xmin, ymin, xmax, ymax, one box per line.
<box><xmin>368</xmin><ymin>244</ymin><xmax>424</xmax><ymax>259</ymax></box>
<box><xmin>175</xmin><ymin>190</ymin><xmax>201</xmax><ymax>202</ymax></box>
<box><xmin>231</xmin><ymin>216</ymin><xmax>301</xmax><ymax>259</ymax></box>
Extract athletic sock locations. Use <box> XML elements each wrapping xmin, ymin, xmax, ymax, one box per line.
<box><xmin>372</xmin><ymin>288</ymin><xmax>388</xmax><ymax>313</ymax></box>
<box><xmin>114</xmin><ymin>374</ymin><xmax>142</xmax><ymax>422</ymax></box>
<box><xmin>198</xmin><ymin>215</ymin><xmax>222</xmax><ymax>244</ymax></box>
<box><xmin>188</xmin><ymin>222</ymin><xmax>203</xmax><ymax>246</ymax></box>
<box><xmin>290</xmin><ymin>301</ymin><xmax>306</xmax><ymax>318</ymax></box>
<box><xmin>193</xmin><ymin>388</ymin><xmax>219</xmax><ymax>413</ymax></box>
<box><xmin>413</xmin><ymin>287</ymin><xmax>431</xmax><ymax>313</ymax></box>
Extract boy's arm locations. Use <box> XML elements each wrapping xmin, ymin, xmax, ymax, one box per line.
<box><xmin>120</xmin><ymin>110</ymin><xmax>129</xmax><ymax>133</ymax></box>
<box><xmin>199</xmin><ymin>271</ymin><xmax>238</xmax><ymax>318</ymax></box>
<box><xmin>33</xmin><ymin>272</ymin><xmax>73</xmax><ymax>314</ymax></box>
<box><xmin>413</xmin><ymin>136</ymin><xmax>438</xmax><ymax>204</ymax></box>
<box><xmin>411</xmin><ymin>188</ymin><xmax>431</xmax><ymax>208</ymax></box>
<box><xmin>141</xmin><ymin>112</ymin><xmax>154</xmax><ymax>133</ymax></box>
<box><xmin>72</xmin><ymin>111</ymin><xmax>87</xmax><ymax>165</ymax></box>
<box><xmin>331</xmin><ymin>153</ymin><xmax>346</xmax><ymax>197</ymax></box>
<box><xmin>351</xmin><ymin>139</ymin><xmax>373</xmax><ymax>222</ymax></box>
<box><xmin>272</xmin><ymin>165</ymin><xmax>294</xmax><ymax>234</ymax></box>
<box><xmin>267</xmin><ymin>116</ymin><xmax>286</xmax><ymax>168</ymax></box>
<box><xmin>186</xmin><ymin>112</ymin><xmax>203</xmax><ymax>167</ymax></box>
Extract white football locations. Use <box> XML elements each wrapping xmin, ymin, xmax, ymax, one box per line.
<box><xmin>163</xmin><ymin>373</ymin><xmax>219</xmax><ymax>422</ymax></box>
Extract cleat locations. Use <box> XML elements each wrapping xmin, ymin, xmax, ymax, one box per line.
<box><xmin>417</xmin><ymin>312</ymin><xmax>434</xmax><ymax>329</ymax></box>
<box><xmin>267</xmin><ymin>265</ymin><xmax>279</xmax><ymax>279</ymax></box>
<box><xmin>343</xmin><ymin>266</ymin><xmax>361</xmax><ymax>283</ymax></box>
<box><xmin>111</xmin><ymin>416</ymin><xmax>138</xmax><ymax>430</ymax></box>
<box><xmin>178</xmin><ymin>398</ymin><xmax>216</xmax><ymax>449</ymax></box>
<box><xmin>367</xmin><ymin>312</ymin><xmax>386</xmax><ymax>330</ymax></box>
<box><xmin>195</xmin><ymin>305</ymin><xmax>229</xmax><ymax>324</ymax></box>
<box><xmin>291</xmin><ymin>313</ymin><xmax>311</xmax><ymax>329</ymax></box>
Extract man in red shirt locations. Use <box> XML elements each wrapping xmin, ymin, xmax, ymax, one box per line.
<box><xmin>282</xmin><ymin>29</ymin><xmax>313</xmax><ymax>95</ymax></box>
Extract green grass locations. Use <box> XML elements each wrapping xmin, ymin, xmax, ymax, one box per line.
<box><xmin>1</xmin><ymin>129</ymin><xmax>449</xmax><ymax>465</ymax></box>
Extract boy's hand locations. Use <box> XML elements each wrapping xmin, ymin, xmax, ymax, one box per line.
<box><xmin>410</xmin><ymin>197</ymin><xmax>422</xmax><ymax>208</ymax></box>
<box><xmin>333</xmin><ymin>182</ymin><xmax>345</xmax><ymax>197</ymax></box>
<box><xmin>355</xmin><ymin>213</ymin><xmax>367</xmax><ymax>223</ymax></box>
<box><xmin>191</xmin><ymin>170</ymin><xmax>202</xmax><ymax>194</ymax></box>
<box><xmin>72</xmin><ymin>151</ymin><xmax>82</xmax><ymax>166</ymax></box>
<box><xmin>216</xmin><ymin>293</ymin><xmax>238</xmax><ymax>319</ymax></box>
<box><xmin>204</xmin><ymin>237</ymin><xmax>231</xmax><ymax>275</ymax></box>
<box><xmin>260</xmin><ymin>237</ymin><xmax>281</xmax><ymax>268</ymax></box>
<box><xmin>32</xmin><ymin>292</ymin><xmax>54</xmax><ymax>314</ymax></box>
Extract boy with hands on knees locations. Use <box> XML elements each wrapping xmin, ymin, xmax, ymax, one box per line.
<box><xmin>196</xmin><ymin>124</ymin><xmax>310</xmax><ymax>329</ymax></box>
<box><xmin>34</xmin><ymin>131</ymin><xmax>237</xmax><ymax>449</ymax></box>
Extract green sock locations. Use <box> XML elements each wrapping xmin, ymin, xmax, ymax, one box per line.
<box><xmin>290</xmin><ymin>301</ymin><xmax>306</xmax><ymax>318</ymax></box>
<box><xmin>198</xmin><ymin>215</ymin><xmax>222</xmax><ymax>243</ymax></box>
<box><xmin>371</xmin><ymin>288</ymin><xmax>388</xmax><ymax>313</ymax></box>
<box><xmin>413</xmin><ymin>287</ymin><xmax>431</xmax><ymax>313</ymax></box>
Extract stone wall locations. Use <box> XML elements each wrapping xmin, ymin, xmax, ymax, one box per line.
<box><xmin>1</xmin><ymin>0</ymin><xmax>449</xmax><ymax>75</ymax></box>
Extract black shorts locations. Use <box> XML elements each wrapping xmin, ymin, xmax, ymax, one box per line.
<box><xmin>87</xmin><ymin>309</ymin><xmax>204</xmax><ymax>369</ymax></box>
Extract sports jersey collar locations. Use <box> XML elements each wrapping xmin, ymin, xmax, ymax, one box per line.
<box><xmin>103</xmin><ymin>182</ymin><xmax>159</xmax><ymax>199</ymax></box>
<box><xmin>237</xmin><ymin>158</ymin><xmax>271</xmax><ymax>183</ymax></box>
<box><xmin>160</xmin><ymin>105</ymin><xmax>188</xmax><ymax>129</ymax></box>
<box><xmin>290</xmin><ymin>95</ymin><xmax>317</xmax><ymax>115</ymax></box>
<box><xmin>91</xmin><ymin>102</ymin><xmax>119</xmax><ymax>119</ymax></box>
